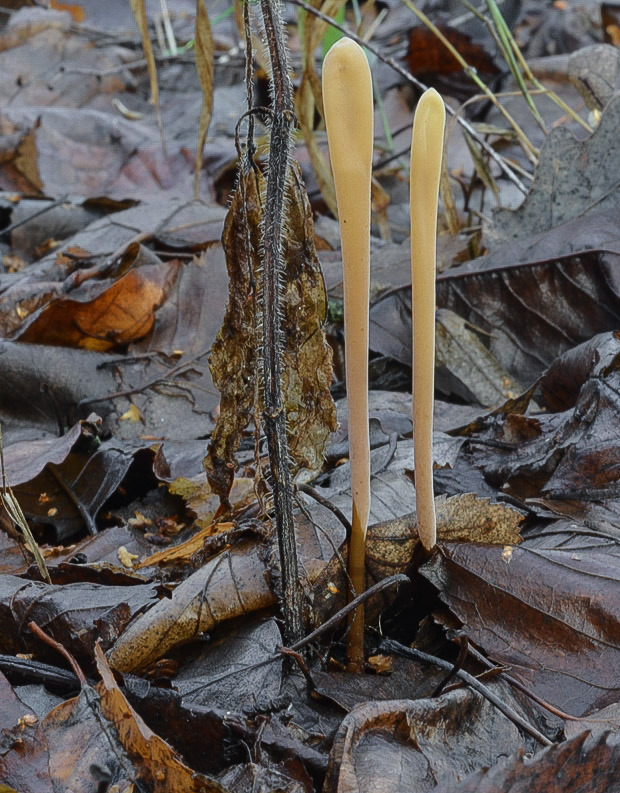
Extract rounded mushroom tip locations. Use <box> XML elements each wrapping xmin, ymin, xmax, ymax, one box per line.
<box><xmin>326</xmin><ymin>36</ymin><xmax>357</xmax><ymax>54</ymax></box>
<box><xmin>418</xmin><ymin>86</ymin><xmax>445</xmax><ymax>113</ymax></box>
<box><xmin>323</xmin><ymin>36</ymin><xmax>367</xmax><ymax>71</ymax></box>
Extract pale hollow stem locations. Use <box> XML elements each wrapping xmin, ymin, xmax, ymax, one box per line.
<box><xmin>322</xmin><ymin>38</ymin><xmax>373</xmax><ymax>672</ymax></box>
<box><xmin>410</xmin><ymin>88</ymin><xmax>445</xmax><ymax>552</ymax></box>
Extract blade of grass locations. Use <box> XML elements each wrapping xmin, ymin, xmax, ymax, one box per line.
<box><xmin>401</xmin><ymin>0</ymin><xmax>538</xmax><ymax>163</ymax></box>
<box><xmin>130</xmin><ymin>0</ymin><xmax>166</xmax><ymax>154</ymax></box>
<box><xmin>0</xmin><ymin>429</ymin><xmax>50</xmax><ymax>584</ymax></box>
<box><xmin>194</xmin><ymin>0</ymin><xmax>214</xmax><ymax>200</ymax></box>
<box><xmin>288</xmin><ymin>0</ymin><xmax>528</xmax><ymax>194</ymax></box>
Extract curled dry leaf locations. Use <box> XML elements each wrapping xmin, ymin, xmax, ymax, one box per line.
<box><xmin>323</xmin><ymin>689</ymin><xmax>524</xmax><ymax>793</ymax></box>
<box><xmin>94</xmin><ymin>644</ymin><xmax>228</xmax><ymax>793</ymax></box>
<box><xmin>204</xmin><ymin>160</ymin><xmax>337</xmax><ymax>501</ymax></box>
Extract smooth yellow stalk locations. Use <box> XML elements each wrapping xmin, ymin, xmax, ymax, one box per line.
<box><xmin>410</xmin><ymin>88</ymin><xmax>445</xmax><ymax>552</ymax></box>
<box><xmin>323</xmin><ymin>38</ymin><xmax>373</xmax><ymax>671</ymax></box>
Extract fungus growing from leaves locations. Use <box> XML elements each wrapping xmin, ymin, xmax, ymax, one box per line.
<box><xmin>322</xmin><ymin>37</ymin><xmax>373</xmax><ymax>671</ymax></box>
<box><xmin>410</xmin><ymin>87</ymin><xmax>446</xmax><ymax>551</ymax></box>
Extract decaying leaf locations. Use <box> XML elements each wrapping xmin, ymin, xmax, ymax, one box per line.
<box><xmin>94</xmin><ymin>644</ymin><xmax>228</xmax><ymax>793</ymax></box>
<box><xmin>435</xmin><ymin>309</ymin><xmax>525</xmax><ymax>407</ymax></box>
<box><xmin>323</xmin><ymin>689</ymin><xmax>525</xmax><ymax>793</ymax></box>
<box><xmin>15</xmin><ymin>260</ymin><xmax>181</xmax><ymax>351</ymax></box>
<box><xmin>489</xmin><ymin>93</ymin><xmax>620</xmax><ymax>244</ymax></box>
<box><xmin>422</xmin><ymin>538</ymin><xmax>620</xmax><ymax>716</ymax></box>
<box><xmin>0</xmin><ymin>573</ymin><xmax>157</xmax><ymax>665</ymax></box>
<box><xmin>0</xmin><ymin>672</ymin><xmax>53</xmax><ymax>793</ymax></box>
<box><xmin>434</xmin><ymin>729</ymin><xmax>620</xmax><ymax>793</ymax></box>
<box><xmin>204</xmin><ymin>159</ymin><xmax>337</xmax><ymax>501</ymax></box>
<box><xmin>312</xmin><ymin>492</ymin><xmax>524</xmax><ymax>622</ymax></box>
<box><xmin>435</xmin><ymin>493</ymin><xmax>524</xmax><ymax>544</ymax></box>
<box><xmin>107</xmin><ymin>542</ymin><xmax>275</xmax><ymax>673</ymax></box>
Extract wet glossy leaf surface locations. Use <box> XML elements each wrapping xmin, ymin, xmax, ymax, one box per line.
<box><xmin>422</xmin><ymin>537</ymin><xmax>620</xmax><ymax>716</ymax></box>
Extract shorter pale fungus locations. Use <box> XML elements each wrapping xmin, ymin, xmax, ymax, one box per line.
<box><xmin>410</xmin><ymin>87</ymin><xmax>446</xmax><ymax>552</ymax></box>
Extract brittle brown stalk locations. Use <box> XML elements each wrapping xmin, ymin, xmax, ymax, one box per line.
<box><xmin>259</xmin><ymin>0</ymin><xmax>304</xmax><ymax>648</ymax></box>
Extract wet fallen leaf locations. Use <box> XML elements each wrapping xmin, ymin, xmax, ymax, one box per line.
<box><xmin>489</xmin><ymin>94</ymin><xmax>620</xmax><ymax>244</ymax></box>
<box><xmin>422</xmin><ymin>537</ymin><xmax>620</xmax><ymax>716</ymax></box>
<box><xmin>0</xmin><ymin>671</ymin><xmax>53</xmax><ymax>793</ymax></box>
<box><xmin>0</xmin><ymin>574</ymin><xmax>157</xmax><ymax>666</ymax></box>
<box><xmin>94</xmin><ymin>643</ymin><xmax>228</xmax><ymax>792</ymax></box>
<box><xmin>324</xmin><ymin>689</ymin><xmax>525</xmax><ymax>793</ymax></box>
<box><xmin>435</xmin><ymin>729</ymin><xmax>620</xmax><ymax>793</ymax></box>
<box><xmin>107</xmin><ymin>541</ymin><xmax>275</xmax><ymax>673</ymax></box>
<box><xmin>16</xmin><ymin>260</ymin><xmax>180</xmax><ymax>351</ymax></box>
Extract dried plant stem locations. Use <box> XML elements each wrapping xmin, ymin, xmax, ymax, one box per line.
<box><xmin>259</xmin><ymin>0</ymin><xmax>304</xmax><ymax>648</ymax></box>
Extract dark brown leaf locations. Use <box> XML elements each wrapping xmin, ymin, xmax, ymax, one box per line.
<box><xmin>406</xmin><ymin>25</ymin><xmax>500</xmax><ymax>77</ymax></box>
<box><xmin>461</xmin><ymin>345</ymin><xmax>620</xmax><ymax>526</ymax></box>
<box><xmin>434</xmin><ymin>730</ymin><xmax>620</xmax><ymax>793</ymax></box>
<box><xmin>323</xmin><ymin>690</ymin><xmax>526</xmax><ymax>793</ymax></box>
<box><xmin>0</xmin><ymin>574</ymin><xmax>157</xmax><ymax>665</ymax></box>
<box><xmin>0</xmin><ymin>671</ymin><xmax>53</xmax><ymax>793</ymax></box>
<box><xmin>94</xmin><ymin>644</ymin><xmax>229</xmax><ymax>793</ymax></box>
<box><xmin>368</xmin><ymin>211</ymin><xmax>620</xmax><ymax>389</ymax></box>
<box><xmin>422</xmin><ymin>538</ymin><xmax>620</xmax><ymax>716</ymax></box>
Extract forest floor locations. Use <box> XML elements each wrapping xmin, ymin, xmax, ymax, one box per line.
<box><xmin>0</xmin><ymin>1</ymin><xmax>619</xmax><ymax>792</ymax></box>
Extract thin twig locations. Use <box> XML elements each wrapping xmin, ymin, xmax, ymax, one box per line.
<box><xmin>28</xmin><ymin>621</ymin><xmax>87</xmax><ymax>686</ymax></box>
<box><xmin>380</xmin><ymin>637</ymin><xmax>552</xmax><ymax>746</ymax></box>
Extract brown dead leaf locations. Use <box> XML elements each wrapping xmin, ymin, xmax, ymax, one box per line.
<box><xmin>169</xmin><ymin>476</ymin><xmax>256</xmax><ymax>530</ymax></box>
<box><xmin>205</xmin><ymin>159</ymin><xmax>336</xmax><ymax>501</ymax></box>
<box><xmin>107</xmin><ymin>542</ymin><xmax>276</xmax><ymax>673</ymax></box>
<box><xmin>422</xmin><ymin>538</ymin><xmax>620</xmax><ymax>716</ymax></box>
<box><xmin>434</xmin><ymin>730</ymin><xmax>620</xmax><ymax>793</ymax></box>
<box><xmin>135</xmin><ymin>521</ymin><xmax>235</xmax><ymax>570</ymax></box>
<box><xmin>324</xmin><ymin>690</ymin><xmax>523</xmax><ymax>793</ymax></box>
<box><xmin>94</xmin><ymin>644</ymin><xmax>228</xmax><ymax>793</ymax></box>
<box><xmin>312</xmin><ymin>494</ymin><xmax>523</xmax><ymax>623</ymax></box>
<box><xmin>43</xmin><ymin>684</ymin><xmax>134</xmax><ymax>791</ymax></box>
<box><xmin>435</xmin><ymin>493</ymin><xmax>524</xmax><ymax>544</ymax></box>
<box><xmin>0</xmin><ymin>672</ymin><xmax>53</xmax><ymax>793</ymax></box>
<box><xmin>15</xmin><ymin>260</ymin><xmax>180</xmax><ymax>350</ymax></box>
<box><xmin>0</xmin><ymin>573</ymin><xmax>157</xmax><ymax>665</ymax></box>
